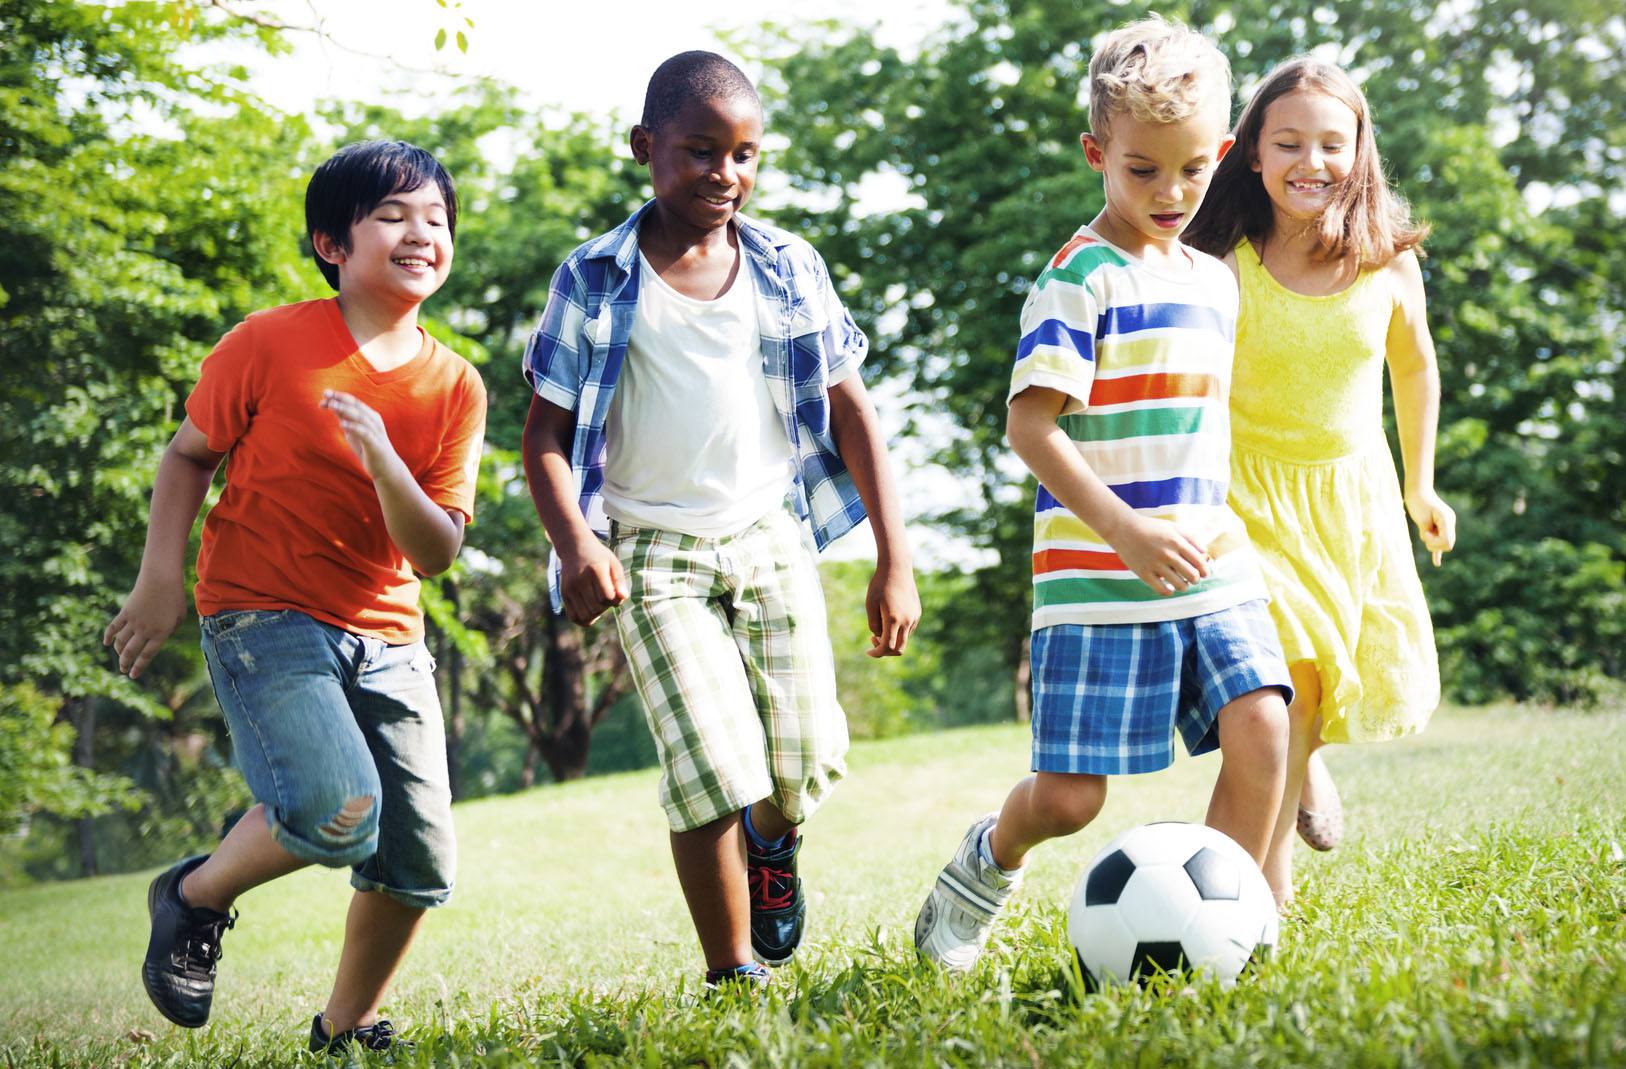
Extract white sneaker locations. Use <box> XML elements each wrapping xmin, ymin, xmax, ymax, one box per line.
<box><xmin>914</xmin><ymin>813</ymin><xmax>1022</xmax><ymax>971</ymax></box>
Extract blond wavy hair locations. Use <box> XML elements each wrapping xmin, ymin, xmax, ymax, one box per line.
<box><xmin>1088</xmin><ymin>16</ymin><xmax>1231</xmax><ymax>142</ymax></box>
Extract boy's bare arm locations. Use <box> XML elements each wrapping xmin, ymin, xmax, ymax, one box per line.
<box><xmin>321</xmin><ymin>390</ymin><xmax>465</xmax><ymax>576</ymax></box>
<box><xmin>828</xmin><ymin>374</ymin><xmax>921</xmax><ymax>656</ymax></box>
<box><xmin>521</xmin><ymin>395</ymin><xmax>626</xmax><ymax>626</ymax></box>
<box><xmin>1006</xmin><ymin>386</ymin><xmax>1209</xmax><ymax>595</ymax></box>
<box><xmin>104</xmin><ymin>418</ymin><xmax>225</xmax><ymax>678</ymax></box>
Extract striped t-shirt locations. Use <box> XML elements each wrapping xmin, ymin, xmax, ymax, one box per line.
<box><xmin>1008</xmin><ymin>227</ymin><xmax>1266</xmax><ymax>629</ymax></box>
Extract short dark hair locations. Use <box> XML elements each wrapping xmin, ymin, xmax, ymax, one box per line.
<box><xmin>640</xmin><ymin>51</ymin><xmax>760</xmax><ymax>132</ymax></box>
<box><xmin>304</xmin><ymin>140</ymin><xmax>458</xmax><ymax>290</ymax></box>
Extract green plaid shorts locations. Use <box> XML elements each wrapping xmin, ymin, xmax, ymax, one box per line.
<box><xmin>610</xmin><ymin>508</ymin><xmax>849</xmax><ymax>832</ymax></box>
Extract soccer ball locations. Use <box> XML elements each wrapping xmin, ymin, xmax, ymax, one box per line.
<box><xmin>1068</xmin><ymin>822</ymin><xmax>1278</xmax><ymax>988</ymax></box>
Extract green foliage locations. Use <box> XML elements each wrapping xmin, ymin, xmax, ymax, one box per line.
<box><xmin>0</xmin><ymin>684</ymin><xmax>137</xmax><ymax>839</ymax></box>
<box><xmin>751</xmin><ymin>0</ymin><xmax>1626</xmax><ymax>707</ymax></box>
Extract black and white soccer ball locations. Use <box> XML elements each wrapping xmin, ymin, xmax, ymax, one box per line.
<box><xmin>1068</xmin><ymin>822</ymin><xmax>1278</xmax><ymax>988</ymax></box>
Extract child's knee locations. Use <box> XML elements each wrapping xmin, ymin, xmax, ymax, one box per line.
<box><xmin>291</xmin><ymin>792</ymin><xmax>380</xmax><ymax>866</ymax></box>
<box><xmin>1031</xmin><ymin>774</ymin><xmax>1106</xmax><ymax>835</ymax></box>
<box><xmin>1221</xmin><ymin>689</ymin><xmax>1290</xmax><ymax>761</ymax></box>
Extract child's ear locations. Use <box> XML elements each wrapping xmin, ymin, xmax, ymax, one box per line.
<box><xmin>311</xmin><ymin>229</ymin><xmax>348</xmax><ymax>268</ymax></box>
<box><xmin>629</xmin><ymin>124</ymin><xmax>653</xmax><ymax>165</ymax></box>
<box><xmin>1079</xmin><ymin>132</ymin><xmax>1107</xmax><ymax>172</ymax></box>
<box><xmin>1215</xmin><ymin>135</ymin><xmax>1237</xmax><ymax>163</ymax></box>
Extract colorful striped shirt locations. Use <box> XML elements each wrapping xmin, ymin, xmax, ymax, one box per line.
<box><xmin>1008</xmin><ymin>227</ymin><xmax>1267</xmax><ymax>628</ymax></box>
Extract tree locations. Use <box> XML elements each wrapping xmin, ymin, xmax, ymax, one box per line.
<box><xmin>1</xmin><ymin>0</ymin><xmax>319</xmax><ymax>874</ymax></box>
<box><xmin>752</xmin><ymin>0</ymin><xmax>1626</xmax><ymax>705</ymax></box>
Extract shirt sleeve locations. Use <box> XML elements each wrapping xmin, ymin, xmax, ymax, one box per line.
<box><xmin>1008</xmin><ymin>274</ymin><xmax>1098</xmax><ymax>415</ymax></box>
<box><xmin>419</xmin><ymin>364</ymin><xmax>487</xmax><ymax>524</ymax></box>
<box><xmin>522</xmin><ymin>260</ymin><xmax>591</xmax><ymax>413</ymax></box>
<box><xmin>815</xmin><ymin>254</ymin><xmax>869</xmax><ymax>387</ymax></box>
<box><xmin>184</xmin><ymin>317</ymin><xmax>260</xmax><ymax>453</ymax></box>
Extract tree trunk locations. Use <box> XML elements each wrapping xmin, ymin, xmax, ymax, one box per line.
<box><xmin>69</xmin><ymin>699</ymin><xmax>98</xmax><ymax>877</ymax></box>
<box><xmin>537</xmin><ymin>610</ymin><xmax>592</xmax><ymax>782</ymax></box>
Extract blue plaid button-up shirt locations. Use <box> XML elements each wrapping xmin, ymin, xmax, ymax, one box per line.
<box><xmin>523</xmin><ymin>199</ymin><xmax>870</xmax><ymax>610</ymax></box>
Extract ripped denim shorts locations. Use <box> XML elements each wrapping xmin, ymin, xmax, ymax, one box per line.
<box><xmin>201</xmin><ymin>609</ymin><xmax>455</xmax><ymax>908</ymax></box>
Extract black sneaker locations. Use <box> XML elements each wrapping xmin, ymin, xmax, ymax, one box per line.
<box><xmin>746</xmin><ymin>829</ymin><xmax>805</xmax><ymax>966</ymax></box>
<box><xmin>309</xmin><ymin>1013</ymin><xmax>411</xmax><ymax>1055</ymax></box>
<box><xmin>142</xmin><ymin>854</ymin><xmax>236</xmax><ymax>1028</ymax></box>
<box><xmin>703</xmin><ymin>961</ymin><xmax>772</xmax><ymax>993</ymax></box>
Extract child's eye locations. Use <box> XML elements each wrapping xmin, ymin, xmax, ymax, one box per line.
<box><xmin>1130</xmin><ymin>167</ymin><xmax>1155</xmax><ymax>177</ymax></box>
<box><xmin>1275</xmin><ymin>143</ymin><xmax>1298</xmax><ymax>151</ymax></box>
<box><xmin>691</xmin><ymin>148</ymin><xmax>713</xmax><ymax>159</ymax></box>
<box><xmin>734</xmin><ymin>151</ymin><xmax>756</xmax><ymax>164</ymax></box>
<box><xmin>1185</xmin><ymin>166</ymin><xmax>1207</xmax><ymax>176</ymax></box>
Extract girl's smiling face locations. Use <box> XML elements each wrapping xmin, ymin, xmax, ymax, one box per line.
<box><xmin>1252</xmin><ymin>90</ymin><xmax>1360</xmax><ymax>222</ymax></box>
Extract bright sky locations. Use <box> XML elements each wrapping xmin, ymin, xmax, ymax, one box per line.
<box><xmin>233</xmin><ymin>0</ymin><xmax>956</xmax><ymax>124</ymax></box>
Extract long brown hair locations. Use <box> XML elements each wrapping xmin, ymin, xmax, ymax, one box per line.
<box><xmin>1184</xmin><ymin>58</ymin><xmax>1428</xmax><ymax>267</ymax></box>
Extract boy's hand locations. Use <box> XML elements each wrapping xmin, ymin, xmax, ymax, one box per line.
<box><xmin>1405</xmin><ymin>488</ymin><xmax>1457</xmax><ymax>567</ymax></box>
<box><xmin>322</xmin><ymin>390</ymin><xmax>401</xmax><ymax>481</ymax></box>
<box><xmin>560</xmin><ymin>541</ymin><xmax>629</xmax><ymax>626</ymax></box>
<box><xmin>866</xmin><ymin>561</ymin><xmax>921</xmax><ymax>657</ymax></box>
<box><xmin>1112</xmin><ymin>514</ymin><xmax>1211</xmax><ymax>596</ymax></box>
<box><xmin>103</xmin><ymin>577</ymin><xmax>187</xmax><ymax>679</ymax></box>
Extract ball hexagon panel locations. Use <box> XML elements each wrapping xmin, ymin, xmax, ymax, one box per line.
<box><xmin>1069</xmin><ymin>903</ymin><xmax>1139</xmax><ymax>985</ymax></box>
<box><xmin>1114</xmin><ymin>865</ymin><xmax>1201</xmax><ymax>942</ymax></box>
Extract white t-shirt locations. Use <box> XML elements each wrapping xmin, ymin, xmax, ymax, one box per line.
<box><xmin>602</xmin><ymin>253</ymin><xmax>796</xmax><ymax>537</ymax></box>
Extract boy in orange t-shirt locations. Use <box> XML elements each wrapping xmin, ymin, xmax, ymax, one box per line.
<box><xmin>104</xmin><ymin>140</ymin><xmax>485</xmax><ymax>1055</ymax></box>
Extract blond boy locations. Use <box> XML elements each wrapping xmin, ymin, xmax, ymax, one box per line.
<box><xmin>914</xmin><ymin>17</ymin><xmax>1291</xmax><ymax>970</ymax></box>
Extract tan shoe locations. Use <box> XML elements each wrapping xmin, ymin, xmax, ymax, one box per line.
<box><xmin>1296</xmin><ymin>751</ymin><xmax>1343</xmax><ymax>851</ymax></box>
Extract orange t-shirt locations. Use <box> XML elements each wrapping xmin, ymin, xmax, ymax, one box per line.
<box><xmin>187</xmin><ymin>298</ymin><xmax>486</xmax><ymax>644</ymax></box>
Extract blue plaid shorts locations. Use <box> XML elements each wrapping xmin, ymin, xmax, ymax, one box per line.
<box><xmin>1030</xmin><ymin>598</ymin><xmax>1292</xmax><ymax>775</ymax></box>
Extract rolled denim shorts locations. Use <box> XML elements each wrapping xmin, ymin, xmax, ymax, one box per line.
<box><xmin>200</xmin><ymin>608</ymin><xmax>455</xmax><ymax>908</ymax></box>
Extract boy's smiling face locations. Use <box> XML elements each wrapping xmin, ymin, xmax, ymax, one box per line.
<box><xmin>631</xmin><ymin>94</ymin><xmax>762</xmax><ymax>238</ymax></box>
<box><xmin>1082</xmin><ymin>102</ymin><xmax>1234</xmax><ymax>260</ymax></box>
<box><xmin>315</xmin><ymin>182</ymin><xmax>452</xmax><ymax>307</ymax></box>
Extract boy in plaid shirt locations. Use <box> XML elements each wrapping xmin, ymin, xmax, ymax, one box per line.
<box><xmin>521</xmin><ymin>51</ymin><xmax>919</xmax><ymax>989</ymax></box>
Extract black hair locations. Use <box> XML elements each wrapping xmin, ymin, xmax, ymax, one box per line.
<box><xmin>639</xmin><ymin>51</ymin><xmax>760</xmax><ymax>132</ymax></box>
<box><xmin>304</xmin><ymin>139</ymin><xmax>458</xmax><ymax>290</ymax></box>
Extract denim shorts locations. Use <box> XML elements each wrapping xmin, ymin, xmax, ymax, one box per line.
<box><xmin>200</xmin><ymin>608</ymin><xmax>455</xmax><ymax>908</ymax></box>
<box><xmin>1030</xmin><ymin>598</ymin><xmax>1292</xmax><ymax>775</ymax></box>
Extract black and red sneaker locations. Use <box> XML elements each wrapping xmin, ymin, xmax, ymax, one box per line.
<box><xmin>746</xmin><ymin>830</ymin><xmax>805</xmax><ymax>966</ymax></box>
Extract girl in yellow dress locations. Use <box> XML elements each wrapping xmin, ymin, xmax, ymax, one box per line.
<box><xmin>1185</xmin><ymin>58</ymin><xmax>1456</xmax><ymax>903</ymax></box>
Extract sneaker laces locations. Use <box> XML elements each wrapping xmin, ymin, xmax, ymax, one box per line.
<box><xmin>348</xmin><ymin>1019</ymin><xmax>398</xmax><ymax>1051</ymax></box>
<box><xmin>174</xmin><ymin>908</ymin><xmax>236</xmax><ymax>981</ymax></box>
<box><xmin>748</xmin><ymin>863</ymin><xmax>796</xmax><ymax>911</ymax></box>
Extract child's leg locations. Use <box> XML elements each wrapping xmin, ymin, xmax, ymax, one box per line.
<box><xmin>670</xmin><ymin>813</ymin><xmax>754</xmax><ymax>970</ymax></box>
<box><xmin>145</xmin><ymin>611</ymin><xmax>385</xmax><ymax>1029</ymax></box>
<box><xmin>610</xmin><ymin>525</ymin><xmax>775</xmax><ymax>974</ymax></box>
<box><xmin>987</xmin><ymin>772</ymin><xmax>1108</xmax><ymax>870</ymax></box>
<box><xmin>180</xmin><ymin>803</ymin><xmax>306</xmax><ymax>911</ymax></box>
<box><xmin>1206</xmin><ymin>685</ymin><xmax>1290</xmax><ymax>863</ymax></box>
<box><xmin>1262</xmin><ymin>663</ymin><xmax>1322</xmax><ymax>900</ymax></box>
<box><xmin>727</xmin><ymin>510</ymin><xmax>849</xmax><ymax>966</ymax></box>
<box><xmin>324</xmin><ymin>637</ymin><xmax>458</xmax><ymax>1032</ymax></box>
<box><xmin>318</xmin><ymin>891</ymin><xmax>426</xmax><ymax>1035</ymax></box>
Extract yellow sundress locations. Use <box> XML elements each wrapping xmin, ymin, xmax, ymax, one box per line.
<box><xmin>1228</xmin><ymin>240</ymin><xmax>1439</xmax><ymax>743</ymax></box>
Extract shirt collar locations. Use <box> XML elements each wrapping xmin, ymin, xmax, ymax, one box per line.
<box><xmin>583</xmin><ymin>199</ymin><xmax>785</xmax><ymax>275</ymax></box>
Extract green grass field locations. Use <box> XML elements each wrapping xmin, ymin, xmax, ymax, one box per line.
<box><xmin>2</xmin><ymin>703</ymin><xmax>1623</xmax><ymax>1067</ymax></box>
